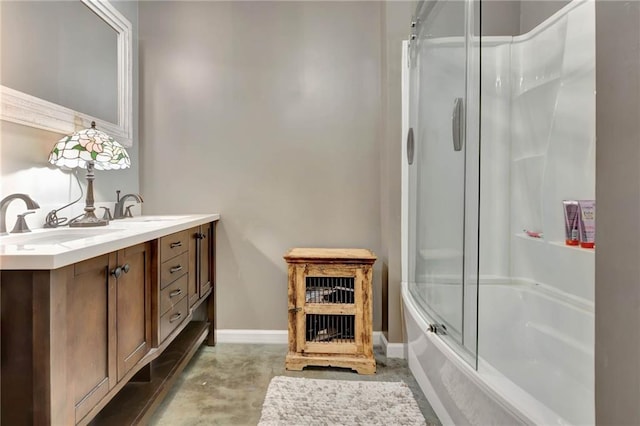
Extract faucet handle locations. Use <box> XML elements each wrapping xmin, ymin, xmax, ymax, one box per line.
<box><xmin>124</xmin><ymin>205</ymin><xmax>134</xmax><ymax>218</ymax></box>
<box><xmin>11</xmin><ymin>210</ymin><xmax>36</xmax><ymax>234</ymax></box>
<box><xmin>100</xmin><ymin>207</ymin><xmax>113</xmax><ymax>221</ymax></box>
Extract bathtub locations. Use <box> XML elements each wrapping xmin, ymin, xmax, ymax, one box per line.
<box><xmin>402</xmin><ymin>280</ymin><xmax>594</xmax><ymax>425</ymax></box>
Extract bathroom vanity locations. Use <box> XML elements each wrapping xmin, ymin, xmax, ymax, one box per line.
<box><xmin>0</xmin><ymin>214</ymin><xmax>219</xmax><ymax>425</ymax></box>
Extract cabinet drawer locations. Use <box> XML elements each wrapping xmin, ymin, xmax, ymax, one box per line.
<box><xmin>160</xmin><ymin>230</ymin><xmax>189</xmax><ymax>262</ymax></box>
<box><xmin>160</xmin><ymin>296</ymin><xmax>188</xmax><ymax>342</ymax></box>
<box><xmin>160</xmin><ymin>274</ymin><xmax>188</xmax><ymax>316</ymax></box>
<box><xmin>160</xmin><ymin>251</ymin><xmax>189</xmax><ymax>289</ymax></box>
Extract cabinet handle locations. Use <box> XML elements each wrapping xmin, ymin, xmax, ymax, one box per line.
<box><xmin>170</xmin><ymin>265</ymin><xmax>183</xmax><ymax>274</ymax></box>
<box><xmin>122</xmin><ymin>263</ymin><xmax>130</xmax><ymax>274</ymax></box>
<box><xmin>110</xmin><ymin>266</ymin><xmax>122</xmax><ymax>278</ymax></box>
<box><xmin>169</xmin><ymin>289</ymin><xmax>183</xmax><ymax>298</ymax></box>
<box><xmin>196</xmin><ymin>232</ymin><xmax>206</xmax><ymax>240</ymax></box>
<box><xmin>169</xmin><ymin>312</ymin><xmax>183</xmax><ymax>323</ymax></box>
<box><xmin>170</xmin><ymin>241</ymin><xmax>182</xmax><ymax>248</ymax></box>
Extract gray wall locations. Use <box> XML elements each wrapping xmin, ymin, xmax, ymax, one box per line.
<box><xmin>595</xmin><ymin>2</ymin><xmax>640</xmax><ymax>424</ymax></box>
<box><xmin>139</xmin><ymin>1</ymin><xmax>384</xmax><ymax>331</ymax></box>
<box><xmin>477</xmin><ymin>1</ymin><xmax>521</xmax><ymax>36</ymax></box>
<box><xmin>478</xmin><ymin>0</ymin><xmax>571</xmax><ymax>37</ymax></box>
<box><xmin>519</xmin><ymin>0</ymin><xmax>570</xmax><ymax>34</ymax></box>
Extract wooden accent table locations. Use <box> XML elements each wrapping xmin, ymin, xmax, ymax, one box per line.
<box><xmin>284</xmin><ymin>248</ymin><xmax>377</xmax><ymax>375</ymax></box>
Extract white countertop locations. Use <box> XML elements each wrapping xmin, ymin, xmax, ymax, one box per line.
<box><xmin>0</xmin><ymin>214</ymin><xmax>220</xmax><ymax>270</ymax></box>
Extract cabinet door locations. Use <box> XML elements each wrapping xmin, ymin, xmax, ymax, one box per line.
<box><xmin>116</xmin><ymin>242</ymin><xmax>151</xmax><ymax>381</ymax></box>
<box><xmin>295</xmin><ymin>264</ymin><xmax>359</xmax><ymax>355</ymax></box>
<box><xmin>188</xmin><ymin>226</ymin><xmax>199</xmax><ymax>307</ymax></box>
<box><xmin>199</xmin><ymin>222</ymin><xmax>212</xmax><ymax>297</ymax></box>
<box><xmin>69</xmin><ymin>253</ymin><xmax>117</xmax><ymax>423</ymax></box>
<box><xmin>188</xmin><ymin>223</ymin><xmax>213</xmax><ymax>307</ymax></box>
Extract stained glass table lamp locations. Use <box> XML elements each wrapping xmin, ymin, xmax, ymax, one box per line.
<box><xmin>48</xmin><ymin>121</ymin><xmax>130</xmax><ymax>227</ymax></box>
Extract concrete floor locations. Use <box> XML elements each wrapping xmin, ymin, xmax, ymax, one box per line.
<box><xmin>150</xmin><ymin>343</ymin><xmax>441</xmax><ymax>426</ymax></box>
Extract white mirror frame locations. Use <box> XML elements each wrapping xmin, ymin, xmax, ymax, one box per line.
<box><xmin>0</xmin><ymin>0</ymin><xmax>133</xmax><ymax>147</ymax></box>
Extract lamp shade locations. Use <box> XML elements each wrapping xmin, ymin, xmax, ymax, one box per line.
<box><xmin>48</xmin><ymin>122</ymin><xmax>130</xmax><ymax>170</ymax></box>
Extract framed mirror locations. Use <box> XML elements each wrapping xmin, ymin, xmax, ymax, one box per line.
<box><xmin>0</xmin><ymin>0</ymin><xmax>133</xmax><ymax>147</ymax></box>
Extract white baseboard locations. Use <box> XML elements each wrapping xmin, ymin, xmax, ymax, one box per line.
<box><xmin>374</xmin><ymin>331</ymin><xmax>382</xmax><ymax>347</ymax></box>
<box><xmin>380</xmin><ymin>332</ymin><xmax>407</xmax><ymax>359</ymax></box>
<box><xmin>216</xmin><ymin>329</ymin><xmax>288</xmax><ymax>344</ymax></box>
<box><xmin>216</xmin><ymin>329</ymin><xmax>389</xmax><ymax>348</ymax></box>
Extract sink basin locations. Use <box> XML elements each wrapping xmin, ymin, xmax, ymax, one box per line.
<box><xmin>0</xmin><ymin>228</ymin><xmax>123</xmax><ymax>246</ymax></box>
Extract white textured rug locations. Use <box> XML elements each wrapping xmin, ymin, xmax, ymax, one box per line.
<box><xmin>258</xmin><ymin>376</ymin><xmax>426</xmax><ymax>425</ymax></box>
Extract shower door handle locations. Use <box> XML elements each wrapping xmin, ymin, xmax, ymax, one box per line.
<box><xmin>407</xmin><ymin>127</ymin><xmax>415</xmax><ymax>165</ymax></box>
<box><xmin>452</xmin><ymin>97</ymin><xmax>464</xmax><ymax>152</ymax></box>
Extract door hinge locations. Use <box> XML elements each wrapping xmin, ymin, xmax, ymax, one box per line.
<box><xmin>428</xmin><ymin>323</ymin><xmax>448</xmax><ymax>335</ymax></box>
<box><xmin>288</xmin><ymin>307</ymin><xmax>302</xmax><ymax>313</ymax></box>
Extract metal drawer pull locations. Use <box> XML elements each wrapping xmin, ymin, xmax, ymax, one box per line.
<box><xmin>169</xmin><ymin>265</ymin><xmax>183</xmax><ymax>273</ymax></box>
<box><xmin>170</xmin><ymin>241</ymin><xmax>182</xmax><ymax>248</ymax></box>
<box><xmin>110</xmin><ymin>266</ymin><xmax>122</xmax><ymax>278</ymax></box>
<box><xmin>169</xmin><ymin>289</ymin><xmax>183</xmax><ymax>298</ymax></box>
<box><xmin>169</xmin><ymin>312</ymin><xmax>182</xmax><ymax>323</ymax></box>
<box><xmin>110</xmin><ymin>263</ymin><xmax>131</xmax><ymax>278</ymax></box>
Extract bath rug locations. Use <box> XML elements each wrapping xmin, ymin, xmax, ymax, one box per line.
<box><xmin>258</xmin><ymin>376</ymin><xmax>426</xmax><ymax>425</ymax></box>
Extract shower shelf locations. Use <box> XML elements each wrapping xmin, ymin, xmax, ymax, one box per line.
<box><xmin>549</xmin><ymin>240</ymin><xmax>595</xmax><ymax>253</ymax></box>
<box><xmin>515</xmin><ymin>233</ymin><xmax>595</xmax><ymax>253</ymax></box>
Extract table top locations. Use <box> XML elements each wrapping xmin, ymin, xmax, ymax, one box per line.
<box><xmin>284</xmin><ymin>248</ymin><xmax>377</xmax><ymax>264</ymax></box>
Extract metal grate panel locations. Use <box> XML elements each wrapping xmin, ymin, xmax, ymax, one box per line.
<box><xmin>305</xmin><ymin>276</ymin><xmax>355</xmax><ymax>304</ymax></box>
<box><xmin>306</xmin><ymin>314</ymin><xmax>355</xmax><ymax>344</ymax></box>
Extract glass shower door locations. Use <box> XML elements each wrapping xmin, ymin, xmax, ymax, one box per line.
<box><xmin>408</xmin><ymin>0</ymin><xmax>470</xmax><ymax>353</ymax></box>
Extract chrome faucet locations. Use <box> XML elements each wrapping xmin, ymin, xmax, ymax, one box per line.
<box><xmin>0</xmin><ymin>193</ymin><xmax>40</xmax><ymax>235</ymax></box>
<box><xmin>113</xmin><ymin>190</ymin><xmax>143</xmax><ymax>219</ymax></box>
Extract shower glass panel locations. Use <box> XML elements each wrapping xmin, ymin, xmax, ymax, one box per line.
<box><xmin>408</xmin><ymin>0</ymin><xmax>479</xmax><ymax>365</ymax></box>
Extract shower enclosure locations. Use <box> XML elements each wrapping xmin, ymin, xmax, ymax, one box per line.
<box><xmin>402</xmin><ymin>0</ymin><xmax>595</xmax><ymax>424</ymax></box>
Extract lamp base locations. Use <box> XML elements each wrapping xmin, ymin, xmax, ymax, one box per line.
<box><xmin>69</xmin><ymin>213</ymin><xmax>108</xmax><ymax>227</ymax></box>
<box><xmin>69</xmin><ymin>161</ymin><xmax>108</xmax><ymax>227</ymax></box>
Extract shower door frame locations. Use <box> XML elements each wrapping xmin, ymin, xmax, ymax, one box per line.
<box><xmin>405</xmin><ymin>0</ymin><xmax>481</xmax><ymax>368</ymax></box>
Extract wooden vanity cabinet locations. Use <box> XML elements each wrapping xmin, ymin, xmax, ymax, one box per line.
<box><xmin>1</xmin><ymin>221</ymin><xmax>217</xmax><ymax>425</ymax></box>
<box><xmin>1</xmin><ymin>241</ymin><xmax>151</xmax><ymax>425</ymax></box>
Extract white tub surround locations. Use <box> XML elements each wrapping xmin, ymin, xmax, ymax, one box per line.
<box><xmin>508</xmin><ymin>0</ymin><xmax>596</xmax><ymax>303</ymax></box>
<box><xmin>0</xmin><ymin>213</ymin><xmax>220</xmax><ymax>270</ymax></box>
